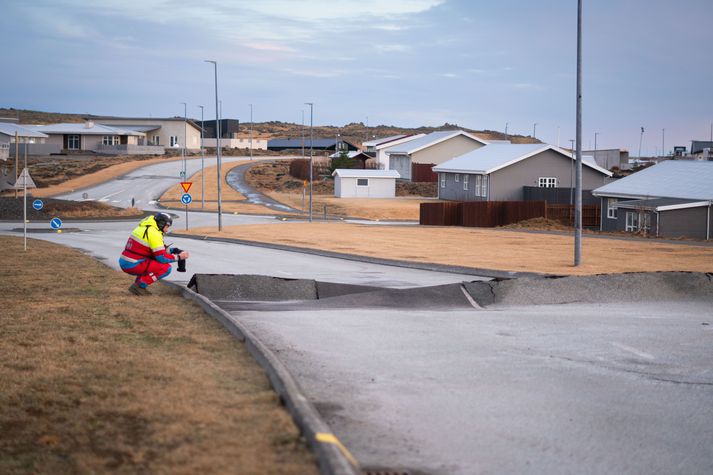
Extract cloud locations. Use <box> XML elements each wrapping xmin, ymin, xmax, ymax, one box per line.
<box><xmin>440</xmin><ymin>73</ymin><xmax>459</xmax><ymax>78</ymax></box>
<box><xmin>374</xmin><ymin>44</ymin><xmax>411</xmax><ymax>53</ymax></box>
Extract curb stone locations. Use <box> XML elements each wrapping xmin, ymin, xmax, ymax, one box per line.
<box><xmin>164</xmin><ymin>280</ymin><xmax>361</xmax><ymax>475</ymax></box>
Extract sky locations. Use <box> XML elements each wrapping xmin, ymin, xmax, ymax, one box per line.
<box><xmin>1</xmin><ymin>0</ymin><xmax>711</xmax><ymax>156</ymax></box>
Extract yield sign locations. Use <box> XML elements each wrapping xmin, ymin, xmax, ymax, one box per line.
<box><xmin>180</xmin><ymin>182</ymin><xmax>192</xmax><ymax>193</ymax></box>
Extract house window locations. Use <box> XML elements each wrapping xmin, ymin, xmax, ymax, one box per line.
<box><xmin>538</xmin><ymin>177</ymin><xmax>557</xmax><ymax>188</ymax></box>
<box><xmin>463</xmin><ymin>174</ymin><xmax>469</xmax><ymax>191</ymax></box>
<box><xmin>481</xmin><ymin>175</ymin><xmax>488</xmax><ymax>197</ymax></box>
<box><xmin>455</xmin><ymin>174</ymin><xmax>459</xmax><ymax>182</ymax></box>
<box><xmin>170</xmin><ymin>136</ymin><xmax>179</xmax><ymax>147</ymax></box>
<box><xmin>67</xmin><ymin>135</ymin><xmax>80</xmax><ymax>150</ymax></box>
<box><xmin>153</xmin><ymin>135</ymin><xmax>161</xmax><ymax>145</ymax></box>
<box><xmin>625</xmin><ymin>212</ymin><xmax>639</xmax><ymax>231</ymax></box>
<box><xmin>607</xmin><ymin>198</ymin><xmax>618</xmax><ymax>219</ymax></box>
<box><xmin>441</xmin><ymin>175</ymin><xmax>446</xmax><ymax>188</ymax></box>
<box><xmin>475</xmin><ymin>175</ymin><xmax>481</xmax><ymax>196</ymax></box>
<box><xmin>102</xmin><ymin>135</ymin><xmax>119</xmax><ymax>145</ymax></box>
<box><xmin>356</xmin><ymin>178</ymin><xmax>369</xmax><ymax>186</ymax></box>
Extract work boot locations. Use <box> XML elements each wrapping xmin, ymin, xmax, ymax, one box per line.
<box><xmin>128</xmin><ymin>282</ymin><xmax>151</xmax><ymax>296</ymax></box>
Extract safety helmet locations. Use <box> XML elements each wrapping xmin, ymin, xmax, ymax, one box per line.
<box><xmin>154</xmin><ymin>212</ymin><xmax>173</xmax><ymax>230</ymax></box>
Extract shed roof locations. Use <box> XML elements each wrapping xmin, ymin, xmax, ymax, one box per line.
<box><xmin>592</xmin><ymin>160</ymin><xmax>713</xmax><ymax>200</ymax></box>
<box><xmin>433</xmin><ymin>144</ymin><xmax>612</xmax><ymax>176</ymax></box>
<box><xmin>331</xmin><ymin>169</ymin><xmax>400</xmax><ymax>178</ymax></box>
<box><xmin>363</xmin><ymin>135</ymin><xmax>406</xmax><ymax>147</ymax></box>
<box><xmin>0</xmin><ymin>123</ymin><xmax>49</xmax><ymax>138</ymax></box>
<box><xmin>31</xmin><ymin>123</ymin><xmax>145</xmax><ymax>136</ymax></box>
<box><xmin>384</xmin><ymin>130</ymin><xmax>487</xmax><ymax>155</ymax></box>
<box><xmin>614</xmin><ymin>198</ymin><xmax>709</xmax><ymax>211</ymax></box>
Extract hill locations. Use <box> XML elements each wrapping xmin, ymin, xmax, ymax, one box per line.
<box><xmin>0</xmin><ymin>108</ymin><xmax>539</xmax><ymax>148</ymax></box>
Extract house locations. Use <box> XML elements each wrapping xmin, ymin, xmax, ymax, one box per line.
<box><xmin>200</xmin><ymin>119</ymin><xmax>240</xmax><ymax>139</ymax></box>
<box><xmin>90</xmin><ymin>116</ymin><xmax>202</xmax><ymax>152</ymax></box>
<box><xmin>30</xmin><ymin>121</ymin><xmax>163</xmax><ymax>155</ymax></box>
<box><xmin>202</xmin><ymin>137</ymin><xmax>268</xmax><ymax>150</ymax></box>
<box><xmin>268</xmin><ymin>138</ymin><xmax>359</xmax><ymax>152</ymax></box>
<box><xmin>592</xmin><ymin>160</ymin><xmax>713</xmax><ymax>240</ymax></box>
<box><xmin>383</xmin><ymin>130</ymin><xmax>487</xmax><ymax>181</ymax></box>
<box><xmin>432</xmin><ymin>143</ymin><xmax>612</xmax><ymax>202</ymax></box>
<box><xmin>366</xmin><ymin>134</ymin><xmax>426</xmax><ymax>169</ymax></box>
<box><xmin>328</xmin><ymin>151</ymin><xmax>374</xmax><ymax>169</ymax></box>
<box><xmin>0</xmin><ymin>123</ymin><xmax>52</xmax><ymax>158</ymax></box>
<box><xmin>332</xmin><ymin>169</ymin><xmax>400</xmax><ymax>198</ymax></box>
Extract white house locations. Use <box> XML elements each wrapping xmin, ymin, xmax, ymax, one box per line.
<box><xmin>332</xmin><ymin>169</ymin><xmax>400</xmax><ymax>198</ymax></box>
<box><xmin>0</xmin><ymin>123</ymin><xmax>51</xmax><ymax>158</ymax></box>
<box><xmin>369</xmin><ymin>134</ymin><xmax>426</xmax><ymax>170</ymax></box>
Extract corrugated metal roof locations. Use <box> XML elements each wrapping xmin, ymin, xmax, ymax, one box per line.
<box><xmin>384</xmin><ymin>130</ymin><xmax>486</xmax><ymax>154</ymax></box>
<box><xmin>593</xmin><ymin>160</ymin><xmax>713</xmax><ymax>200</ymax></box>
<box><xmin>432</xmin><ymin>144</ymin><xmax>611</xmax><ymax>176</ymax></box>
<box><xmin>31</xmin><ymin>123</ymin><xmax>145</xmax><ymax>136</ymax></box>
<box><xmin>614</xmin><ymin>198</ymin><xmax>697</xmax><ymax>210</ymax></box>
<box><xmin>269</xmin><ymin>138</ymin><xmax>337</xmax><ymax>148</ymax></box>
<box><xmin>99</xmin><ymin>124</ymin><xmax>160</xmax><ymax>132</ymax></box>
<box><xmin>332</xmin><ymin>169</ymin><xmax>400</xmax><ymax>178</ymax></box>
<box><xmin>0</xmin><ymin>123</ymin><xmax>49</xmax><ymax>138</ymax></box>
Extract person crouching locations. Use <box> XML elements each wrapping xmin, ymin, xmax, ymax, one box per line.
<box><xmin>119</xmin><ymin>212</ymin><xmax>189</xmax><ymax>296</ymax></box>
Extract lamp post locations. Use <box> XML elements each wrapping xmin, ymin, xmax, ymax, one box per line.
<box><xmin>249</xmin><ymin>103</ymin><xmax>253</xmax><ymax>160</ymax></box>
<box><xmin>336</xmin><ymin>132</ymin><xmax>340</xmax><ymax>154</ymax></box>
<box><xmin>205</xmin><ymin>60</ymin><xmax>222</xmax><ymax>231</ymax></box>
<box><xmin>301</xmin><ymin>110</ymin><xmax>305</xmax><ymax>158</ymax></box>
<box><xmin>180</xmin><ymin>102</ymin><xmax>187</xmax><ymax>178</ymax></box>
<box><xmin>594</xmin><ymin>132</ymin><xmax>599</xmax><ymax>151</ymax></box>
<box><xmin>574</xmin><ymin>0</ymin><xmax>583</xmax><ymax>266</ymax></box>
<box><xmin>505</xmin><ymin>122</ymin><xmax>509</xmax><ymax>135</ymax></box>
<box><xmin>661</xmin><ymin>128</ymin><xmax>665</xmax><ymax>158</ymax></box>
<box><xmin>198</xmin><ymin>105</ymin><xmax>205</xmax><ymax>208</ymax></box>
<box><xmin>533</xmin><ymin>122</ymin><xmax>538</xmax><ymax>139</ymax></box>
<box><xmin>304</xmin><ymin>102</ymin><xmax>314</xmax><ymax>222</ymax></box>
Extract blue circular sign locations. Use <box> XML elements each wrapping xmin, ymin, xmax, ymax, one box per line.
<box><xmin>180</xmin><ymin>193</ymin><xmax>193</xmax><ymax>205</ymax></box>
<box><xmin>50</xmin><ymin>217</ymin><xmax>63</xmax><ymax>230</ymax></box>
<box><xmin>32</xmin><ymin>199</ymin><xmax>44</xmax><ymax>210</ymax></box>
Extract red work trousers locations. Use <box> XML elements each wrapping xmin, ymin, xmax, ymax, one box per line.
<box><xmin>122</xmin><ymin>259</ymin><xmax>172</xmax><ymax>287</ymax></box>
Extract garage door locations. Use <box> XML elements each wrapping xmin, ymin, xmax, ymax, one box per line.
<box><xmin>390</xmin><ymin>155</ymin><xmax>411</xmax><ymax>181</ymax></box>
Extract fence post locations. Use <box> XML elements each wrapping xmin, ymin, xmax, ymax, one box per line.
<box><xmin>323</xmin><ymin>204</ymin><xmax>327</xmax><ymax>220</ymax></box>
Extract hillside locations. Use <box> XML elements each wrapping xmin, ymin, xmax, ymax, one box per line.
<box><xmin>0</xmin><ymin>108</ymin><xmax>539</xmax><ymax>148</ymax></box>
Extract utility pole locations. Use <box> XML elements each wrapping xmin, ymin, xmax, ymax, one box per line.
<box><xmin>533</xmin><ymin>122</ymin><xmax>538</xmax><ymax>139</ymax></box>
<box><xmin>304</xmin><ymin>102</ymin><xmax>314</xmax><ymax>222</ymax></box>
<box><xmin>662</xmin><ymin>128</ymin><xmax>665</xmax><ymax>158</ymax></box>
<box><xmin>249</xmin><ymin>103</ymin><xmax>253</xmax><ymax>160</ymax></box>
<box><xmin>638</xmin><ymin>126</ymin><xmax>645</xmax><ymax>158</ymax></box>
<box><xmin>594</xmin><ymin>132</ymin><xmax>599</xmax><ymax>151</ymax></box>
<box><xmin>205</xmin><ymin>60</ymin><xmax>222</xmax><ymax>231</ymax></box>
<box><xmin>198</xmin><ymin>105</ymin><xmax>205</xmax><ymax>208</ymax></box>
<box><xmin>505</xmin><ymin>122</ymin><xmax>509</xmax><ymax>135</ymax></box>
<box><xmin>574</xmin><ymin>0</ymin><xmax>583</xmax><ymax>266</ymax></box>
<box><xmin>569</xmin><ymin>139</ymin><xmax>575</xmax><ymax>206</ymax></box>
<box><xmin>180</xmin><ymin>102</ymin><xmax>187</xmax><ymax>178</ymax></box>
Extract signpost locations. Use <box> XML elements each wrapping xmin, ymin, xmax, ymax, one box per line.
<box><xmin>32</xmin><ymin>199</ymin><xmax>43</xmax><ymax>211</ymax></box>
<box><xmin>181</xmin><ymin>191</ymin><xmax>192</xmax><ymax>230</ymax></box>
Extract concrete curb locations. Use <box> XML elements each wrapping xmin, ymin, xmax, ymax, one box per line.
<box><xmin>165</xmin><ymin>281</ymin><xmax>361</xmax><ymax>475</ymax></box>
<box><xmin>172</xmin><ymin>232</ymin><xmax>556</xmax><ymax>279</ymax></box>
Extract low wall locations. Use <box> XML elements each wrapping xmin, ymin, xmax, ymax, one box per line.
<box><xmin>94</xmin><ymin>144</ymin><xmax>165</xmax><ymax>155</ymax></box>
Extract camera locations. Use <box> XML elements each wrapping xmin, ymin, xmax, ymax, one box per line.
<box><xmin>172</xmin><ymin>247</ymin><xmax>187</xmax><ymax>272</ymax></box>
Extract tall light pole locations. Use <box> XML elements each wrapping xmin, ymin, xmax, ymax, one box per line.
<box><xmin>505</xmin><ymin>122</ymin><xmax>509</xmax><ymax>135</ymax></box>
<box><xmin>574</xmin><ymin>0</ymin><xmax>583</xmax><ymax>266</ymax></box>
<box><xmin>205</xmin><ymin>60</ymin><xmax>222</xmax><ymax>231</ymax></box>
<box><xmin>661</xmin><ymin>128</ymin><xmax>665</xmax><ymax>158</ymax></box>
<box><xmin>569</xmin><ymin>139</ymin><xmax>575</xmax><ymax>206</ymax></box>
<box><xmin>336</xmin><ymin>131</ymin><xmax>340</xmax><ymax>154</ymax></box>
<box><xmin>638</xmin><ymin>127</ymin><xmax>645</xmax><ymax>158</ymax></box>
<box><xmin>365</xmin><ymin>116</ymin><xmax>369</xmax><ymax>147</ymax></box>
<box><xmin>533</xmin><ymin>122</ymin><xmax>538</xmax><ymax>139</ymax></box>
<box><xmin>198</xmin><ymin>105</ymin><xmax>205</xmax><ymax>208</ymax></box>
<box><xmin>594</xmin><ymin>132</ymin><xmax>599</xmax><ymax>151</ymax></box>
<box><xmin>249</xmin><ymin>103</ymin><xmax>253</xmax><ymax>160</ymax></box>
<box><xmin>304</xmin><ymin>102</ymin><xmax>314</xmax><ymax>222</ymax></box>
<box><xmin>180</xmin><ymin>102</ymin><xmax>187</xmax><ymax>178</ymax></box>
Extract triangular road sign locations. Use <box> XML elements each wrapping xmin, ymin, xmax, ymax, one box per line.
<box><xmin>180</xmin><ymin>182</ymin><xmax>192</xmax><ymax>193</ymax></box>
<box><xmin>14</xmin><ymin>168</ymin><xmax>37</xmax><ymax>189</ymax></box>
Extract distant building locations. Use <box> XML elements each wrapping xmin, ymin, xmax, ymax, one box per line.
<box><xmin>200</xmin><ymin>119</ymin><xmax>240</xmax><ymax>139</ymax></box>
<box><xmin>581</xmin><ymin>149</ymin><xmax>629</xmax><ymax>170</ymax></box>
<box><xmin>90</xmin><ymin>116</ymin><xmax>202</xmax><ymax>152</ymax></box>
<box><xmin>332</xmin><ymin>169</ymin><xmax>400</xmax><ymax>198</ymax></box>
<box><xmin>0</xmin><ymin>123</ymin><xmax>52</xmax><ymax>158</ymax></box>
<box><xmin>690</xmin><ymin>140</ymin><xmax>713</xmax><ymax>155</ymax></box>
<box><xmin>31</xmin><ymin>121</ymin><xmax>165</xmax><ymax>155</ymax></box>
<box><xmin>268</xmin><ymin>138</ymin><xmax>359</xmax><ymax>152</ymax></box>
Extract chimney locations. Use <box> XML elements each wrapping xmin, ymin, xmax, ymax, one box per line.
<box><xmin>84</xmin><ymin>120</ymin><xmax>94</xmax><ymax>129</ymax></box>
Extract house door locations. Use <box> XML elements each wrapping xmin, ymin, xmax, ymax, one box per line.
<box><xmin>390</xmin><ymin>155</ymin><xmax>411</xmax><ymax>181</ymax></box>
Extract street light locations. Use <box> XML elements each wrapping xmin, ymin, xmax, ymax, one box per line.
<box><xmin>505</xmin><ymin>122</ymin><xmax>509</xmax><ymax>135</ymax></box>
<box><xmin>198</xmin><ymin>105</ymin><xmax>205</xmax><ymax>208</ymax></box>
<box><xmin>249</xmin><ymin>103</ymin><xmax>253</xmax><ymax>161</ymax></box>
<box><xmin>301</xmin><ymin>110</ymin><xmax>305</xmax><ymax>158</ymax></box>
<box><xmin>594</xmin><ymin>132</ymin><xmax>599</xmax><ymax>151</ymax></box>
<box><xmin>574</xmin><ymin>0</ymin><xmax>583</xmax><ymax>266</ymax></box>
<box><xmin>304</xmin><ymin>102</ymin><xmax>314</xmax><ymax>222</ymax></box>
<box><xmin>205</xmin><ymin>59</ymin><xmax>222</xmax><ymax>231</ymax></box>
<box><xmin>533</xmin><ymin>122</ymin><xmax>538</xmax><ymax>139</ymax></box>
<box><xmin>180</xmin><ymin>102</ymin><xmax>187</xmax><ymax>177</ymax></box>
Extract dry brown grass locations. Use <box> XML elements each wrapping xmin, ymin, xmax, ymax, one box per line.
<box><xmin>180</xmin><ymin>222</ymin><xmax>713</xmax><ymax>276</ymax></box>
<box><xmin>0</xmin><ymin>236</ymin><xmax>317</xmax><ymax>474</ymax></box>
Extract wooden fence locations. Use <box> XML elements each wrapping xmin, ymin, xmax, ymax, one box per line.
<box><xmin>411</xmin><ymin>163</ymin><xmax>438</xmax><ymax>182</ymax></box>
<box><xmin>420</xmin><ymin>201</ymin><xmax>601</xmax><ymax>228</ymax></box>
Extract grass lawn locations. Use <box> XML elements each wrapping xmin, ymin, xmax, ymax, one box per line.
<box><xmin>0</xmin><ymin>236</ymin><xmax>317</xmax><ymax>474</ymax></box>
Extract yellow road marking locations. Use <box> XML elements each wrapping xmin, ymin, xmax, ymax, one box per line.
<box><xmin>315</xmin><ymin>432</ymin><xmax>358</xmax><ymax>466</ymax></box>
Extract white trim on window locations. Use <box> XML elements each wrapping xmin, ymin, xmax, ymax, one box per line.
<box><xmin>67</xmin><ymin>134</ymin><xmax>80</xmax><ymax>150</ymax></box>
<box><xmin>463</xmin><ymin>174</ymin><xmax>469</xmax><ymax>191</ymax></box>
<box><xmin>455</xmin><ymin>174</ymin><xmax>459</xmax><ymax>182</ymax></box>
<box><xmin>625</xmin><ymin>211</ymin><xmax>638</xmax><ymax>231</ymax></box>
<box><xmin>356</xmin><ymin>178</ymin><xmax>369</xmax><ymax>186</ymax></box>
<box><xmin>607</xmin><ymin>198</ymin><xmax>618</xmax><ymax>219</ymax></box>
<box><xmin>538</xmin><ymin>177</ymin><xmax>557</xmax><ymax>188</ymax></box>
<box><xmin>440</xmin><ymin>174</ymin><xmax>446</xmax><ymax>188</ymax></box>
<box><xmin>474</xmin><ymin>175</ymin><xmax>481</xmax><ymax>196</ymax></box>
<box><xmin>481</xmin><ymin>175</ymin><xmax>488</xmax><ymax>197</ymax></box>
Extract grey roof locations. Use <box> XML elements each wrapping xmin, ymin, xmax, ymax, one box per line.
<box><xmin>97</xmin><ymin>124</ymin><xmax>160</xmax><ymax>133</ymax></box>
<box><xmin>31</xmin><ymin>123</ymin><xmax>145</xmax><ymax>136</ymax></box>
<box><xmin>614</xmin><ymin>198</ymin><xmax>700</xmax><ymax>210</ymax></box>
<box><xmin>328</xmin><ymin>151</ymin><xmax>371</xmax><ymax>159</ymax></box>
<box><xmin>384</xmin><ymin>130</ymin><xmax>487</xmax><ymax>154</ymax></box>
<box><xmin>269</xmin><ymin>138</ymin><xmax>357</xmax><ymax>148</ymax></box>
<box><xmin>0</xmin><ymin>123</ymin><xmax>49</xmax><ymax>138</ymax></box>
<box><xmin>363</xmin><ymin>135</ymin><xmax>406</xmax><ymax>147</ymax></box>
<box><xmin>433</xmin><ymin>144</ymin><xmax>612</xmax><ymax>176</ymax></box>
<box><xmin>592</xmin><ymin>160</ymin><xmax>713</xmax><ymax>200</ymax></box>
<box><xmin>691</xmin><ymin>141</ymin><xmax>713</xmax><ymax>154</ymax></box>
<box><xmin>332</xmin><ymin>169</ymin><xmax>400</xmax><ymax>178</ymax></box>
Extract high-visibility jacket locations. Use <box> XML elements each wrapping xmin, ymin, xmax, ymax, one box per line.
<box><xmin>120</xmin><ymin>215</ymin><xmax>177</xmax><ymax>268</ymax></box>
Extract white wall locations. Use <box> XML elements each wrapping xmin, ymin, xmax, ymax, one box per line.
<box><xmin>334</xmin><ymin>176</ymin><xmax>396</xmax><ymax>198</ymax></box>
<box><xmin>202</xmin><ymin>138</ymin><xmax>268</xmax><ymax>150</ymax></box>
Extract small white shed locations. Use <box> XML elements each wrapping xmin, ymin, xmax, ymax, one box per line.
<box><xmin>332</xmin><ymin>169</ymin><xmax>400</xmax><ymax>198</ymax></box>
